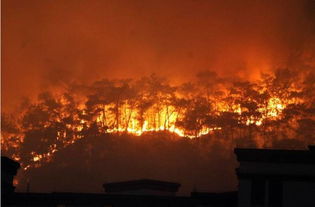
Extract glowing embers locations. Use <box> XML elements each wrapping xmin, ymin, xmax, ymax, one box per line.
<box><xmin>28</xmin><ymin>144</ymin><xmax>58</xmax><ymax>168</ymax></box>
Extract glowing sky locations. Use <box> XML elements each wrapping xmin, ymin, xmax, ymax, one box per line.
<box><xmin>2</xmin><ymin>0</ymin><xmax>313</xmax><ymax>111</ymax></box>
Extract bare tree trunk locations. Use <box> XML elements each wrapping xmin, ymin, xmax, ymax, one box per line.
<box><xmin>115</xmin><ymin>101</ymin><xmax>120</xmax><ymax>131</ymax></box>
<box><xmin>164</xmin><ymin>106</ymin><xmax>168</xmax><ymax>130</ymax></box>
<box><xmin>102</xmin><ymin>105</ymin><xmax>107</xmax><ymax>132</ymax></box>
<box><xmin>125</xmin><ymin>107</ymin><xmax>133</xmax><ymax>132</ymax></box>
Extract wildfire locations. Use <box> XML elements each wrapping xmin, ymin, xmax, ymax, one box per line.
<box><xmin>93</xmin><ymin>97</ymin><xmax>286</xmax><ymax>136</ymax></box>
<box><xmin>8</xmin><ymin>94</ymin><xmax>288</xmax><ymax>171</ymax></box>
<box><xmin>106</xmin><ymin>120</ymin><xmax>221</xmax><ymax>138</ymax></box>
<box><xmin>2</xmin><ymin>69</ymin><xmax>312</xmax><ymax>171</ymax></box>
<box><xmin>18</xmin><ymin>94</ymin><xmax>287</xmax><ymax>170</ymax></box>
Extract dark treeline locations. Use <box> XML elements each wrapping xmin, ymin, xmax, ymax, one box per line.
<box><xmin>14</xmin><ymin>132</ymin><xmax>239</xmax><ymax>195</ymax></box>
<box><xmin>1</xmin><ymin>68</ymin><xmax>315</xmax><ymax>175</ymax></box>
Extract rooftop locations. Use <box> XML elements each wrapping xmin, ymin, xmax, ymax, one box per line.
<box><xmin>103</xmin><ymin>179</ymin><xmax>181</xmax><ymax>193</ymax></box>
<box><xmin>234</xmin><ymin>146</ymin><xmax>315</xmax><ymax>164</ymax></box>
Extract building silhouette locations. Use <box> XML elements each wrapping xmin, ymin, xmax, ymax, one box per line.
<box><xmin>235</xmin><ymin>146</ymin><xmax>315</xmax><ymax>207</ymax></box>
<box><xmin>1</xmin><ymin>156</ymin><xmax>20</xmax><ymax>195</ymax></box>
<box><xmin>2</xmin><ymin>146</ymin><xmax>315</xmax><ymax>206</ymax></box>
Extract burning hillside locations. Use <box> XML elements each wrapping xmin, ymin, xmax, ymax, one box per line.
<box><xmin>1</xmin><ymin>68</ymin><xmax>315</xmax><ymax>172</ymax></box>
<box><xmin>2</xmin><ymin>0</ymin><xmax>315</xmax><ymax>195</ymax></box>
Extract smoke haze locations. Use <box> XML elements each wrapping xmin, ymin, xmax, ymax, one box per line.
<box><xmin>3</xmin><ymin>0</ymin><xmax>315</xmax><ymax>112</ymax></box>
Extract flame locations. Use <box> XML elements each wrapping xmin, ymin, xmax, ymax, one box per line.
<box><xmin>19</xmin><ymin>94</ymin><xmax>287</xmax><ymax>169</ymax></box>
<box><xmin>4</xmin><ymin>69</ymin><xmax>310</xmax><ymax>171</ymax></box>
<box><xmin>16</xmin><ymin>94</ymin><xmax>290</xmax><ymax>171</ymax></box>
<box><xmin>7</xmin><ymin>94</ymin><xmax>289</xmax><ymax>171</ymax></box>
<box><xmin>93</xmin><ymin>104</ymin><xmax>221</xmax><ymax>138</ymax></box>
<box><xmin>266</xmin><ymin>97</ymin><xmax>285</xmax><ymax>117</ymax></box>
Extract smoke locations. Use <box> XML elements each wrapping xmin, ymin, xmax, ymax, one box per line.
<box><xmin>3</xmin><ymin>0</ymin><xmax>315</xmax><ymax>112</ymax></box>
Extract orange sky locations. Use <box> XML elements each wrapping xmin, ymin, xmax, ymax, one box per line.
<box><xmin>2</xmin><ymin>0</ymin><xmax>313</xmax><ymax>112</ymax></box>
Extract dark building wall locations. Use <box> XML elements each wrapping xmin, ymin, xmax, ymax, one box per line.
<box><xmin>1</xmin><ymin>156</ymin><xmax>20</xmax><ymax>194</ymax></box>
